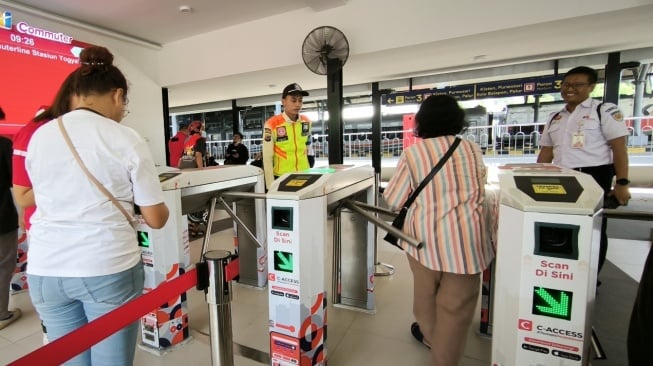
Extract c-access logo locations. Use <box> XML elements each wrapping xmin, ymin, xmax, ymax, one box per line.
<box><xmin>518</xmin><ymin>319</ymin><xmax>533</xmax><ymax>331</ymax></box>
<box><xmin>1</xmin><ymin>11</ymin><xmax>12</xmax><ymax>30</ymax></box>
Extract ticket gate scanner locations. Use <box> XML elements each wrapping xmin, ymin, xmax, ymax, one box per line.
<box><xmin>136</xmin><ymin>165</ymin><xmax>266</xmax><ymax>351</ymax></box>
<box><xmin>491</xmin><ymin>164</ymin><xmax>604</xmax><ymax>366</ymax></box>
<box><xmin>266</xmin><ymin>165</ymin><xmax>377</xmax><ymax>366</ymax></box>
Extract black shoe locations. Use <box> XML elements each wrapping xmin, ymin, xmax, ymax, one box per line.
<box><xmin>410</xmin><ymin>322</ymin><xmax>431</xmax><ymax>349</ymax></box>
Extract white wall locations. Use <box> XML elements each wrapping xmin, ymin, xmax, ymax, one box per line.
<box><xmin>4</xmin><ymin>8</ymin><xmax>167</xmax><ymax>166</ymax></box>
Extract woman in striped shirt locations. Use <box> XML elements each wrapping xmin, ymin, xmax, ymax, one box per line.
<box><xmin>383</xmin><ymin>95</ymin><xmax>494</xmax><ymax>366</ymax></box>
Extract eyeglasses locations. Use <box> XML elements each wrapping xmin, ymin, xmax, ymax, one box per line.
<box><xmin>561</xmin><ymin>82</ymin><xmax>591</xmax><ymax>90</ymax></box>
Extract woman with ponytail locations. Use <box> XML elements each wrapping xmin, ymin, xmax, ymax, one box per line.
<box><xmin>19</xmin><ymin>46</ymin><xmax>169</xmax><ymax>366</ymax></box>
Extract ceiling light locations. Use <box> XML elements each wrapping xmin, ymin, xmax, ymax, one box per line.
<box><xmin>179</xmin><ymin>5</ymin><xmax>193</xmax><ymax>13</ymax></box>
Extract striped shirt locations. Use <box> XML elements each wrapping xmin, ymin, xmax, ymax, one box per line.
<box><xmin>383</xmin><ymin>136</ymin><xmax>494</xmax><ymax>274</ymax></box>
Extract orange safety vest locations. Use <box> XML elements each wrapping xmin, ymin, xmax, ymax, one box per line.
<box><xmin>264</xmin><ymin>114</ymin><xmax>311</xmax><ymax>176</ymax></box>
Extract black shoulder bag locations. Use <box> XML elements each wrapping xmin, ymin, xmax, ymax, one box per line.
<box><xmin>383</xmin><ymin>137</ymin><xmax>462</xmax><ymax>248</ymax></box>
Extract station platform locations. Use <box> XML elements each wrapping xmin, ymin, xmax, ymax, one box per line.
<box><xmin>1</xmin><ymin>156</ymin><xmax>651</xmax><ymax>365</ymax></box>
<box><xmin>2</xmin><ymin>223</ymin><xmax>649</xmax><ymax>365</ymax></box>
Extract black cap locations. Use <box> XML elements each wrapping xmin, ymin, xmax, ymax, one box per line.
<box><xmin>282</xmin><ymin>83</ymin><xmax>309</xmax><ymax>98</ymax></box>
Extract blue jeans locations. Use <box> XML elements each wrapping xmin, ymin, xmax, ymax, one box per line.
<box><xmin>28</xmin><ymin>264</ymin><xmax>144</xmax><ymax>366</ymax></box>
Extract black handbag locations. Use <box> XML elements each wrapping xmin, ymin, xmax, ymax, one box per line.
<box><xmin>383</xmin><ymin>137</ymin><xmax>461</xmax><ymax>248</ymax></box>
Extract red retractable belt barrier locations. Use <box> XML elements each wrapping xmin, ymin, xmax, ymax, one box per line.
<box><xmin>225</xmin><ymin>257</ymin><xmax>240</xmax><ymax>282</ymax></box>
<box><xmin>9</xmin><ymin>268</ymin><xmax>198</xmax><ymax>366</ymax></box>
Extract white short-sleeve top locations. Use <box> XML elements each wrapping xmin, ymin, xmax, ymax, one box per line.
<box><xmin>26</xmin><ymin>109</ymin><xmax>165</xmax><ymax>277</ymax></box>
<box><xmin>539</xmin><ymin>98</ymin><xmax>629</xmax><ymax>169</ymax></box>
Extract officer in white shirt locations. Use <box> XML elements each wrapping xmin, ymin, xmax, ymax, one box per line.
<box><xmin>538</xmin><ymin>66</ymin><xmax>630</xmax><ymax>275</ymax></box>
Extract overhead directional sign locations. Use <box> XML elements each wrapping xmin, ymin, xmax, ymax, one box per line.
<box><xmin>274</xmin><ymin>250</ymin><xmax>294</xmax><ymax>273</ymax></box>
<box><xmin>382</xmin><ymin>75</ymin><xmax>564</xmax><ymax>105</ymax></box>
<box><xmin>532</xmin><ymin>287</ymin><xmax>573</xmax><ymax>321</ymax></box>
<box><xmin>383</xmin><ymin>85</ymin><xmax>476</xmax><ymax>105</ymax></box>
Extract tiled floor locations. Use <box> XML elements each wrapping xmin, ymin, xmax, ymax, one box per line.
<box><xmin>1</xmin><ymin>222</ymin><xmax>649</xmax><ymax>365</ymax></box>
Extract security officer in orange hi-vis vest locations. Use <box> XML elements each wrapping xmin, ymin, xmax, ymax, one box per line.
<box><xmin>262</xmin><ymin>83</ymin><xmax>311</xmax><ymax>189</ymax></box>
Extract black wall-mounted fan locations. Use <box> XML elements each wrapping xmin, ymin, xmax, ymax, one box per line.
<box><xmin>301</xmin><ymin>26</ymin><xmax>350</xmax><ymax>164</ymax></box>
<box><xmin>302</xmin><ymin>26</ymin><xmax>349</xmax><ymax>75</ymax></box>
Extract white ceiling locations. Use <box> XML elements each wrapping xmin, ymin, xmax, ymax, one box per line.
<box><xmin>3</xmin><ymin>0</ymin><xmax>653</xmax><ymax>110</ymax></box>
<box><xmin>6</xmin><ymin>0</ymin><xmax>346</xmax><ymax>45</ymax></box>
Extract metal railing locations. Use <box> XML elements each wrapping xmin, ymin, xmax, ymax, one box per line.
<box><xmin>204</xmin><ymin>120</ymin><xmax>652</xmax><ymax>163</ymax></box>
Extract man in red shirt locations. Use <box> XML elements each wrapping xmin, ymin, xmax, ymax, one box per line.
<box><xmin>0</xmin><ymin>122</ymin><xmax>21</xmax><ymax>330</ymax></box>
<box><xmin>168</xmin><ymin>122</ymin><xmax>189</xmax><ymax>167</ymax></box>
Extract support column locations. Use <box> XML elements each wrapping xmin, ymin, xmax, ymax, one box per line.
<box><xmin>603</xmin><ymin>52</ymin><xmax>621</xmax><ymax>104</ymax></box>
<box><xmin>327</xmin><ymin>58</ymin><xmax>344</xmax><ymax>165</ymax></box>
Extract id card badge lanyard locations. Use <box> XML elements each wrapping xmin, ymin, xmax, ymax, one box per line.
<box><xmin>571</xmin><ymin>118</ymin><xmax>585</xmax><ymax>148</ymax></box>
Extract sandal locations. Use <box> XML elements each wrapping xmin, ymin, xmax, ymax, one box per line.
<box><xmin>190</xmin><ymin>230</ymin><xmax>205</xmax><ymax>238</ymax></box>
<box><xmin>410</xmin><ymin>322</ymin><xmax>431</xmax><ymax>349</ymax></box>
<box><xmin>188</xmin><ymin>222</ymin><xmax>205</xmax><ymax>238</ymax></box>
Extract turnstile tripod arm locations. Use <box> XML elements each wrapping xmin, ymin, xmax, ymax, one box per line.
<box><xmin>347</xmin><ymin>200</ymin><xmax>396</xmax><ymax>219</ymax></box>
<box><xmin>603</xmin><ymin>208</ymin><xmax>653</xmax><ymax>221</ymax></box>
<box><xmin>200</xmin><ymin>197</ymin><xmax>219</xmax><ymax>262</ymax></box>
<box><xmin>217</xmin><ymin>197</ymin><xmax>262</xmax><ymax>248</ymax></box>
<box><xmin>220</xmin><ymin>191</ymin><xmax>267</xmax><ymax>201</ymax></box>
<box><xmin>343</xmin><ymin>200</ymin><xmax>423</xmax><ymax>249</ymax></box>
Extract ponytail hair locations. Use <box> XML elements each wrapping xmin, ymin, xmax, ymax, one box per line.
<box><xmin>71</xmin><ymin>46</ymin><xmax>128</xmax><ymax>100</ymax></box>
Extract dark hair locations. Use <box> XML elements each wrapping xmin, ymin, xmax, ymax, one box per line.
<box><xmin>233</xmin><ymin>132</ymin><xmax>243</xmax><ymax>138</ymax></box>
<box><xmin>564</xmin><ymin>66</ymin><xmax>598</xmax><ymax>84</ymax></box>
<box><xmin>414</xmin><ymin>95</ymin><xmax>468</xmax><ymax>138</ymax></box>
<box><xmin>33</xmin><ymin>72</ymin><xmax>76</xmax><ymax>123</ymax></box>
<box><xmin>71</xmin><ymin>46</ymin><xmax>128</xmax><ymax>100</ymax></box>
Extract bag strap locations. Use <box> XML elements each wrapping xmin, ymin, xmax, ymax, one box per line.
<box><xmin>56</xmin><ymin>117</ymin><xmax>136</xmax><ymax>225</ymax></box>
<box><xmin>402</xmin><ymin>137</ymin><xmax>461</xmax><ymax>210</ymax></box>
<box><xmin>596</xmin><ymin>102</ymin><xmax>603</xmax><ymax>123</ymax></box>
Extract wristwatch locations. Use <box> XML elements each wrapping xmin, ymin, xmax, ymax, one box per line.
<box><xmin>615</xmin><ymin>178</ymin><xmax>630</xmax><ymax>186</ymax></box>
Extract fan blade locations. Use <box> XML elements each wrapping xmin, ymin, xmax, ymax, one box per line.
<box><xmin>302</xmin><ymin>26</ymin><xmax>349</xmax><ymax>74</ymax></box>
<box><xmin>303</xmin><ymin>55</ymin><xmax>327</xmax><ymax>75</ymax></box>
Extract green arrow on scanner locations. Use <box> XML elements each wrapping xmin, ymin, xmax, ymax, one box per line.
<box><xmin>276</xmin><ymin>252</ymin><xmax>293</xmax><ymax>271</ymax></box>
<box><xmin>138</xmin><ymin>232</ymin><xmax>150</xmax><ymax>247</ymax></box>
<box><xmin>535</xmin><ymin>287</ymin><xmax>570</xmax><ymax>317</ymax></box>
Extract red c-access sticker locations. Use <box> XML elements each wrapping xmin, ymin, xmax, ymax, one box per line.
<box><xmin>518</xmin><ymin>319</ymin><xmax>533</xmax><ymax>331</ymax></box>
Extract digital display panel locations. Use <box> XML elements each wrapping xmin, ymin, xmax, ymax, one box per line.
<box><xmin>514</xmin><ymin>176</ymin><xmax>583</xmax><ymax>203</ymax></box>
<box><xmin>532</xmin><ymin>287</ymin><xmax>573</xmax><ymax>321</ymax></box>
<box><xmin>273</xmin><ymin>250</ymin><xmax>293</xmax><ymax>273</ymax></box>
<box><xmin>532</xmin><ymin>184</ymin><xmax>567</xmax><ymax>195</ymax></box>
<box><xmin>0</xmin><ymin>11</ymin><xmax>92</xmax><ymax>136</ymax></box>
<box><xmin>278</xmin><ymin>174</ymin><xmax>321</xmax><ymax>192</ymax></box>
<box><xmin>137</xmin><ymin>231</ymin><xmax>150</xmax><ymax>248</ymax></box>
<box><xmin>286</xmin><ymin>179</ymin><xmax>308</xmax><ymax>187</ymax></box>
